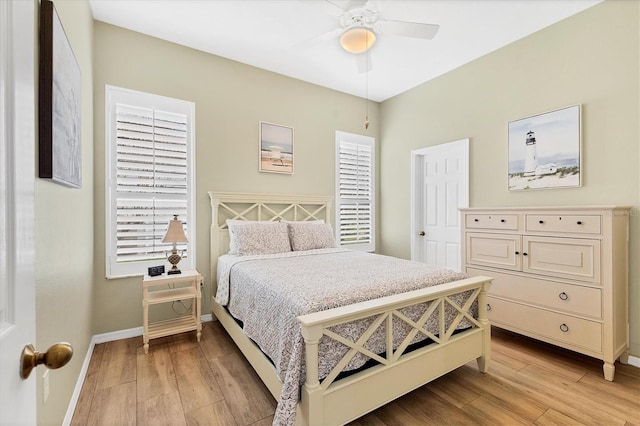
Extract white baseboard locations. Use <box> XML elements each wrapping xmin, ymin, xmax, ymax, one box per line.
<box><xmin>62</xmin><ymin>335</ymin><xmax>96</xmax><ymax>426</ymax></box>
<box><xmin>63</xmin><ymin>314</ymin><xmax>213</xmax><ymax>425</ymax></box>
<box><xmin>629</xmin><ymin>354</ymin><xmax>640</xmax><ymax>368</ymax></box>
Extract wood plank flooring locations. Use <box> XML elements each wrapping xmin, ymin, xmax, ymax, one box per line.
<box><xmin>72</xmin><ymin>322</ymin><xmax>639</xmax><ymax>425</ymax></box>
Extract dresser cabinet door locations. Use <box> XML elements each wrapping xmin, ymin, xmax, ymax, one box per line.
<box><xmin>522</xmin><ymin>236</ymin><xmax>601</xmax><ymax>283</ymax></box>
<box><xmin>466</xmin><ymin>233</ymin><xmax>521</xmax><ymax>271</ymax></box>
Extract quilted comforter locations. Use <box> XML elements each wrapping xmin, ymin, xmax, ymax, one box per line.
<box><xmin>216</xmin><ymin>248</ymin><xmax>473</xmax><ymax>425</ymax></box>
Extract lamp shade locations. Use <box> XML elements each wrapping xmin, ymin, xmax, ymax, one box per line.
<box><xmin>340</xmin><ymin>27</ymin><xmax>376</xmax><ymax>54</ymax></box>
<box><xmin>162</xmin><ymin>215</ymin><xmax>188</xmax><ymax>243</ymax></box>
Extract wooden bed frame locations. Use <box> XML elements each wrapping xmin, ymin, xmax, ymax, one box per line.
<box><xmin>209</xmin><ymin>192</ymin><xmax>492</xmax><ymax>426</ymax></box>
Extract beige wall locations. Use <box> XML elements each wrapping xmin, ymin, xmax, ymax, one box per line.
<box><xmin>92</xmin><ymin>22</ymin><xmax>380</xmax><ymax>333</ymax></box>
<box><xmin>34</xmin><ymin>0</ymin><xmax>94</xmax><ymax>424</ymax></box>
<box><xmin>379</xmin><ymin>1</ymin><xmax>640</xmax><ymax>356</ymax></box>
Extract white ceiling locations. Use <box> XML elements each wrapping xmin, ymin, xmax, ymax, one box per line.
<box><xmin>89</xmin><ymin>0</ymin><xmax>602</xmax><ymax>102</ymax></box>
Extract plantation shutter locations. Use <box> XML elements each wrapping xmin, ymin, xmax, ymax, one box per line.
<box><xmin>106</xmin><ymin>86</ymin><xmax>195</xmax><ymax>278</ymax></box>
<box><xmin>335</xmin><ymin>132</ymin><xmax>375</xmax><ymax>252</ymax></box>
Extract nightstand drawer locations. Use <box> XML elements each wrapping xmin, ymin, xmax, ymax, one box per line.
<box><xmin>487</xmin><ymin>297</ymin><xmax>602</xmax><ymax>353</ymax></box>
<box><xmin>465</xmin><ymin>214</ymin><xmax>519</xmax><ymax>230</ymax></box>
<box><xmin>468</xmin><ymin>267</ymin><xmax>602</xmax><ymax>318</ymax></box>
<box><xmin>525</xmin><ymin>214</ymin><xmax>601</xmax><ymax>234</ymax></box>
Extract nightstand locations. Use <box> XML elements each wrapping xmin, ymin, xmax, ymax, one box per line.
<box><xmin>142</xmin><ymin>269</ymin><xmax>202</xmax><ymax>354</ymax></box>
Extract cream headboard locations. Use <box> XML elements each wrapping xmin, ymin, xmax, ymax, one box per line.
<box><xmin>208</xmin><ymin>192</ymin><xmax>333</xmax><ymax>296</ymax></box>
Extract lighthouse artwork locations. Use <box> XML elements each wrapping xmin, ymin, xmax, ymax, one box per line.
<box><xmin>523</xmin><ymin>130</ymin><xmax>558</xmax><ymax>177</ymax></box>
<box><xmin>523</xmin><ymin>131</ymin><xmax>537</xmax><ymax>176</ymax></box>
<box><xmin>508</xmin><ymin>105</ymin><xmax>580</xmax><ymax>190</ymax></box>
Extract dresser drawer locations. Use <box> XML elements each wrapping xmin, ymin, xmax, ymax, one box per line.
<box><xmin>525</xmin><ymin>214</ymin><xmax>601</xmax><ymax>234</ymax></box>
<box><xmin>487</xmin><ymin>297</ymin><xmax>602</xmax><ymax>353</ymax></box>
<box><xmin>523</xmin><ymin>236</ymin><xmax>600</xmax><ymax>283</ymax></box>
<box><xmin>465</xmin><ymin>214</ymin><xmax>519</xmax><ymax>230</ymax></box>
<box><xmin>468</xmin><ymin>268</ymin><xmax>602</xmax><ymax>318</ymax></box>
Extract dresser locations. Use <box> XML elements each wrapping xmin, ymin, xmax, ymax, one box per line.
<box><xmin>460</xmin><ymin>206</ymin><xmax>629</xmax><ymax>381</ymax></box>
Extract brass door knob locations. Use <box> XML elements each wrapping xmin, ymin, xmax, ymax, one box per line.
<box><xmin>20</xmin><ymin>342</ymin><xmax>73</xmax><ymax>379</ymax></box>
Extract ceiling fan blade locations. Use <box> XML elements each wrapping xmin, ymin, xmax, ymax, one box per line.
<box><xmin>346</xmin><ymin>0</ymin><xmax>369</xmax><ymax>8</ymax></box>
<box><xmin>355</xmin><ymin>51</ymin><xmax>372</xmax><ymax>74</ymax></box>
<box><xmin>326</xmin><ymin>0</ymin><xmax>368</xmax><ymax>10</ymax></box>
<box><xmin>298</xmin><ymin>0</ymin><xmax>344</xmax><ymax>18</ymax></box>
<box><xmin>293</xmin><ymin>27</ymin><xmax>343</xmax><ymax>49</ymax></box>
<box><xmin>375</xmin><ymin>20</ymin><xmax>440</xmax><ymax>40</ymax></box>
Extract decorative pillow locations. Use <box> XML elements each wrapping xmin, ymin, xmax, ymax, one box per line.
<box><xmin>288</xmin><ymin>222</ymin><xmax>336</xmax><ymax>251</ymax></box>
<box><xmin>226</xmin><ymin>220</ymin><xmax>291</xmax><ymax>255</ymax></box>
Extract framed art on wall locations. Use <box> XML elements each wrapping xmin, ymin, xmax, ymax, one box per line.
<box><xmin>259</xmin><ymin>122</ymin><xmax>294</xmax><ymax>174</ymax></box>
<box><xmin>39</xmin><ymin>0</ymin><xmax>82</xmax><ymax>188</ymax></box>
<box><xmin>508</xmin><ymin>104</ymin><xmax>581</xmax><ymax>191</ymax></box>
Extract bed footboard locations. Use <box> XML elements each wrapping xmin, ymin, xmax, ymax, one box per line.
<box><xmin>297</xmin><ymin>275</ymin><xmax>492</xmax><ymax>426</ymax></box>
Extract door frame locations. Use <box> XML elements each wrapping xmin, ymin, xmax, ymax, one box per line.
<box><xmin>410</xmin><ymin>139</ymin><xmax>469</xmax><ymax>264</ymax></box>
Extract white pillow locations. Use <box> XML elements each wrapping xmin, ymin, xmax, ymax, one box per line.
<box><xmin>226</xmin><ymin>220</ymin><xmax>291</xmax><ymax>255</ymax></box>
<box><xmin>288</xmin><ymin>222</ymin><xmax>336</xmax><ymax>251</ymax></box>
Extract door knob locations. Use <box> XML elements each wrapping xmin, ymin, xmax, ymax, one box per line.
<box><xmin>419</xmin><ymin>231</ymin><xmax>425</xmax><ymax>236</ymax></box>
<box><xmin>20</xmin><ymin>342</ymin><xmax>73</xmax><ymax>379</ymax></box>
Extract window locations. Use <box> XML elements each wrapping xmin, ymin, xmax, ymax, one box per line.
<box><xmin>105</xmin><ymin>86</ymin><xmax>195</xmax><ymax>278</ymax></box>
<box><xmin>335</xmin><ymin>131</ymin><xmax>375</xmax><ymax>252</ymax></box>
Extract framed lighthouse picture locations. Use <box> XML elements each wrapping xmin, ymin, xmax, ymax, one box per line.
<box><xmin>508</xmin><ymin>105</ymin><xmax>581</xmax><ymax>191</ymax></box>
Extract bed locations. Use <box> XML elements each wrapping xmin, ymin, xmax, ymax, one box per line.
<box><xmin>209</xmin><ymin>192</ymin><xmax>492</xmax><ymax>426</ymax></box>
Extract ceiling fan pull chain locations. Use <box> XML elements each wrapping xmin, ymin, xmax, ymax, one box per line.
<box><xmin>365</xmin><ymin>30</ymin><xmax>370</xmax><ymax>130</ymax></box>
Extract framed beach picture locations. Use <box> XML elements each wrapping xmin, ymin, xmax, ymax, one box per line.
<box><xmin>508</xmin><ymin>105</ymin><xmax>581</xmax><ymax>191</ymax></box>
<box><xmin>39</xmin><ymin>0</ymin><xmax>82</xmax><ymax>188</ymax></box>
<box><xmin>259</xmin><ymin>122</ymin><xmax>294</xmax><ymax>174</ymax></box>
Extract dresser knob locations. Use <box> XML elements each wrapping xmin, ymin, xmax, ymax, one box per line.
<box><xmin>523</xmin><ymin>252</ymin><xmax>528</xmax><ymax>256</ymax></box>
<box><xmin>486</xmin><ymin>304</ymin><xmax>492</xmax><ymax>311</ymax></box>
<box><xmin>559</xmin><ymin>323</ymin><xmax>569</xmax><ymax>333</ymax></box>
<box><xmin>577</xmin><ymin>221</ymin><xmax>583</xmax><ymax>225</ymax></box>
<box><xmin>474</xmin><ymin>219</ymin><xmax>479</xmax><ymax>222</ymax></box>
<box><xmin>500</xmin><ymin>219</ymin><xmax>505</xmax><ymax>223</ymax></box>
<box><xmin>539</xmin><ymin>220</ymin><xmax>544</xmax><ymax>224</ymax></box>
<box><xmin>559</xmin><ymin>292</ymin><xmax>568</xmax><ymax>301</ymax></box>
<box><xmin>515</xmin><ymin>251</ymin><xmax>520</xmax><ymax>255</ymax></box>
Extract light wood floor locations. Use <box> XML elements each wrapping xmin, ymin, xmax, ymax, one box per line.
<box><xmin>72</xmin><ymin>322</ymin><xmax>639</xmax><ymax>426</ymax></box>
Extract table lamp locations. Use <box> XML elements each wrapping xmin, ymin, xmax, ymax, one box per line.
<box><xmin>162</xmin><ymin>214</ymin><xmax>188</xmax><ymax>274</ymax></box>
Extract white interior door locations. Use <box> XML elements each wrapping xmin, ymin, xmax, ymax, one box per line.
<box><xmin>411</xmin><ymin>139</ymin><xmax>469</xmax><ymax>271</ymax></box>
<box><xmin>0</xmin><ymin>1</ymin><xmax>37</xmax><ymax>424</ymax></box>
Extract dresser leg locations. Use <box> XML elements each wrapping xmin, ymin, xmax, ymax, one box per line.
<box><xmin>603</xmin><ymin>361</ymin><xmax>615</xmax><ymax>381</ymax></box>
<box><xmin>619</xmin><ymin>352</ymin><xmax>629</xmax><ymax>365</ymax></box>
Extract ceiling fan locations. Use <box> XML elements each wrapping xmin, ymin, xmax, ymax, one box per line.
<box><xmin>302</xmin><ymin>0</ymin><xmax>440</xmax><ymax>72</ymax></box>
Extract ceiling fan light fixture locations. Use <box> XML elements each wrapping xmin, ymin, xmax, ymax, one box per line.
<box><xmin>339</xmin><ymin>27</ymin><xmax>376</xmax><ymax>54</ymax></box>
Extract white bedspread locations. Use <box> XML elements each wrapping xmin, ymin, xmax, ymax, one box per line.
<box><xmin>216</xmin><ymin>248</ymin><xmax>472</xmax><ymax>425</ymax></box>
